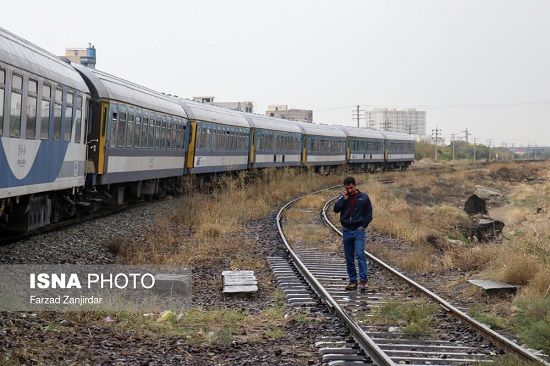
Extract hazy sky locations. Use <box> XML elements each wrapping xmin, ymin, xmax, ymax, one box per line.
<box><xmin>4</xmin><ymin>0</ymin><xmax>549</xmax><ymax>146</ymax></box>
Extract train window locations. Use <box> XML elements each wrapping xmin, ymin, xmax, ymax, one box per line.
<box><xmin>166</xmin><ymin>122</ymin><xmax>172</xmax><ymax>149</ymax></box>
<box><xmin>117</xmin><ymin>112</ymin><xmax>127</xmax><ymax>147</ymax></box>
<box><xmin>63</xmin><ymin>93</ymin><xmax>73</xmax><ymax>142</ymax></box>
<box><xmin>29</xmin><ymin>79</ymin><xmax>37</xmax><ymax>93</ymax></box>
<box><xmin>154</xmin><ymin>120</ymin><xmax>161</xmax><ymax>149</ymax></box>
<box><xmin>171</xmin><ymin>123</ymin><xmax>177</xmax><ymax>149</ymax></box>
<box><xmin>134</xmin><ymin>116</ymin><xmax>141</xmax><ymax>148</ymax></box>
<box><xmin>126</xmin><ymin>114</ymin><xmax>134</xmax><ymax>147</ymax></box>
<box><xmin>74</xmin><ymin>95</ymin><xmax>82</xmax><ymax>143</ymax></box>
<box><xmin>171</xmin><ymin>122</ymin><xmax>177</xmax><ymax>149</ymax></box>
<box><xmin>160</xmin><ymin>120</ymin><xmax>166</xmax><ymax>149</ymax></box>
<box><xmin>53</xmin><ymin>89</ymin><xmax>62</xmax><ymax>141</ymax></box>
<box><xmin>148</xmin><ymin>119</ymin><xmax>154</xmax><ymax>148</ymax></box>
<box><xmin>197</xmin><ymin>128</ymin><xmax>204</xmax><ymax>150</ymax></box>
<box><xmin>9</xmin><ymin>74</ymin><xmax>23</xmax><ymax>137</ymax></box>
<box><xmin>110</xmin><ymin>112</ymin><xmax>117</xmax><ymax>147</ymax></box>
<box><xmin>0</xmin><ymin>69</ymin><xmax>4</xmax><ymax>136</ymax></box>
<box><xmin>141</xmin><ymin>118</ymin><xmax>148</xmax><ymax>148</ymax></box>
<box><xmin>207</xmin><ymin>128</ymin><xmax>213</xmax><ymax>151</ymax></box>
<box><xmin>175</xmin><ymin>125</ymin><xmax>181</xmax><ymax>149</ymax></box>
<box><xmin>12</xmin><ymin>74</ymin><xmax>22</xmax><ymax>89</ymax></box>
<box><xmin>26</xmin><ymin>96</ymin><xmax>37</xmax><ymax>139</ymax></box>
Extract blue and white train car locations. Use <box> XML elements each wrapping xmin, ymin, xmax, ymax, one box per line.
<box><xmin>381</xmin><ymin>131</ymin><xmax>415</xmax><ymax>170</ymax></box>
<box><xmin>179</xmin><ymin>100</ymin><xmax>251</xmax><ymax>174</ymax></box>
<box><xmin>297</xmin><ymin>122</ymin><xmax>347</xmax><ymax>167</ymax></box>
<box><xmin>246</xmin><ymin>115</ymin><xmax>302</xmax><ymax>168</ymax></box>
<box><xmin>0</xmin><ymin>27</ymin><xmax>90</xmax><ymax>230</ymax></box>
<box><xmin>73</xmin><ymin>64</ymin><xmax>188</xmax><ymax>202</ymax></box>
<box><xmin>340</xmin><ymin>126</ymin><xmax>385</xmax><ymax>170</ymax></box>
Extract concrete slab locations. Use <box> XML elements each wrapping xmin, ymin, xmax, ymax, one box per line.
<box><xmin>468</xmin><ymin>279</ymin><xmax>518</xmax><ymax>295</ymax></box>
<box><xmin>223</xmin><ymin>285</ymin><xmax>258</xmax><ymax>293</ymax></box>
<box><xmin>222</xmin><ymin>270</ymin><xmax>258</xmax><ymax>294</ymax></box>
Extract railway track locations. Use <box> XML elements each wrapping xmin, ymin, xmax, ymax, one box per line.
<box><xmin>276</xmin><ymin>187</ymin><xmax>548</xmax><ymax>365</ymax></box>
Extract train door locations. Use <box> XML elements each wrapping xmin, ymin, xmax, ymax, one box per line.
<box><xmin>85</xmin><ymin>100</ymin><xmax>108</xmax><ymax>175</ymax></box>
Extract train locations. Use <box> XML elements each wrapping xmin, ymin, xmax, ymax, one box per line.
<box><xmin>0</xmin><ymin>27</ymin><xmax>415</xmax><ymax>232</ymax></box>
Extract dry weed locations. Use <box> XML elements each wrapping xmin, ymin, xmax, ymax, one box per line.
<box><xmin>396</xmin><ymin>245</ymin><xmax>434</xmax><ymax>273</ymax></box>
<box><xmin>499</xmin><ymin>254</ymin><xmax>540</xmax><ymax>286</ymax></box>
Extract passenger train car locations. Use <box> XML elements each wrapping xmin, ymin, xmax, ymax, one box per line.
<box><xmin>0</xmin><ymin>27</ymin><xmax>415</xmax><ymax>232</ymax></box>
<box><xmin>0</xmin><ymin>28</ymin><xmax>90</xmax><ymax>230</ymax></box>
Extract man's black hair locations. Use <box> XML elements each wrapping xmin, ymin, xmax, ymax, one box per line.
<box><xmin>343</xmin><ymin>176</ymin><xmax>356</xmax><ymax>186</ymax></box>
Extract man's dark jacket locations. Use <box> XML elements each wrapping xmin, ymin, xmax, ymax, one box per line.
<box><xmin>333</xmin><ymin>191</ymin><xmax>373</xmax><ymax>230</ymax></box>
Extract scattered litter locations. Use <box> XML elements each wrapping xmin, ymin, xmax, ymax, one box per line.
<box><xmin>103</xmin><ymin>316</ymin><xmax>115</xmax><ymax>323</ymax></box>
<box><xmin>157</xmin><ymin>310</ymin><xmax>175</xmax><ymax>322</ymax></box>
<box><xmin>59</xmin><ymin>320</ymin><xmax>72</xmax><ymax>327</ymax></box>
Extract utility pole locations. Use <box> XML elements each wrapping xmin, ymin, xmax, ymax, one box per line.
<box><xmin>487</xmin><ymin>139</ymin><xmax>493</xmax><ymax>161</ymax></box>
<box><xmin>501</xmin><ymin>142</ymin><xmax>508</xmax><ymax>160</ymax></box>
<box><xmin>462</xmin><ymin>128</ymin><xmax>472</xmax><ymax>143</ymax></box>
<box><xmin>352</xmin><ymin>105</ymin><xmax>365</xmax><ymax>128</ymax></box>
<box><xmin>473</xmin><ymin>137</ymin><xmax>478</xmax><ymax>161</ymax></box>
<box><xmin>510</xmin><ymin>143</ymin><xmax>515</xmax><ymax>160</ymax></box>
<box><xmin>450</xmin><ymin>133</ymin><xmax>457</xmax><ymax>160</ymax></box>
<box><xmin>432</xmin><ymin>127</ymin><xmax>442</xmax><ymax>160</ymax></box>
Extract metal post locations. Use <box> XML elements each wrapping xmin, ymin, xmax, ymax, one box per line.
<box><xmin>450</xmin><ymin>133</ymin><xmax>457</xmax><ymax>160</ymax></box>
<box><xmin>473</xmin><ymin>137</ymin><xmax>478</xmax><ymax>161</ymax></box>
<box><xmin>432</xmin><ymin>127</ymin><xmax>441</xmax><ymax>160</ymax></box>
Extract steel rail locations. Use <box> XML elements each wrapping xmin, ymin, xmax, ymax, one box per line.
<box><xmin>277</xmin><ymin>185</ymin><xmax>395</xmax><ymax>366</ymax></box>
<box><xmin>322</xmin><ymin>194</ymin><xmax>549</xmax><ymax>366</ymax></box>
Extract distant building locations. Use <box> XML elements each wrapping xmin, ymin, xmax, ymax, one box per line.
<box><xmin>64</xmin><ymin>43</ymin><xmax>96</xmax><ymax>68</ymax></box>
<box><xmin>192</xmin><ymin>96</ymin><xmax>254</xmax><ymax>113</ymax></box>
<box><xmin>266</xmin><ymin>105</ymin><xmax>313</xmax><ymax>123</ymax></box>
<box><xmin>192</xmin><ymin>96</ymin><xmax>215</xmax><ymax>104</ymax></box>
<box><xmin>362</xmin><ymin>108</ymin><xmax>426</xmax><ymax>136</ymax></box>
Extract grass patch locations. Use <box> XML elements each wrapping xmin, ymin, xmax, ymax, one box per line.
<box><xmin>360</xmin><ymin>299</ymin><xmax>439</xmax><ymax>336</ymax></box>
<box><xmin>264</xmin><ymin>327</ymin><xmax>284</xmax><ymax>339</ymax></box>
<box><xmin>512</xmin><ymin>297</ymin><xmax>550</xmax><ymax>354</ymax></box>
<box><xmin>470</xmin><ymin>310</ymin><xmax>509</xmax><ymax>330</ymax></box>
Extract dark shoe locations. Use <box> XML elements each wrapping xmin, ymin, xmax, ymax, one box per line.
<box><xmin>345</xmin><ymin>282</ymin><xmax>357</xmax><ymax>291</ymax></box>
<box><xmin>359</xmin><ymin>279</ymin><xmax>368</xmax><ymax>291</ymax></box>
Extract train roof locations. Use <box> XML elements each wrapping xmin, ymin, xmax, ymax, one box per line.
<box><xmin>72</xmin><ymin>63</ymin><xmax>184</xmax><ymax>117</ymax></box>
<box><xmin>0</xmin><ymin>27</ymin><xmax>89</xmax><ymax>93</ymax></box>
<box><xmin>295</xmin><ymin>122</ymin><xmax>348</xmax><ymax>138</ymax></box>
<box><xmin>335</xmin><ymin>126</ymin><xmax>385</xmax><ymax>139</ymax></box>
<box><xmin>381</xmin><ymin>131</ymin><xmax>416</xmax><ymax>141</ymax></box>
<box><xmin>176</xmin><ymin>99</ymin><xmax>251</xmax><ymax>128</ymax></box>
<box><xmin>245</xmin><ymin>114</ymin><xmax>302</xmax><ymax>133</ymax></box>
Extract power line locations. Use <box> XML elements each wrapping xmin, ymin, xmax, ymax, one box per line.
<box><xmin>314</xmin><ymin>101</ymin><xmax>550</xmax><ymax>113</ymax></box>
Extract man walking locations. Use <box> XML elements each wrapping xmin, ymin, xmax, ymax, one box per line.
<box><xmin>333</xmin><ymin>176</ymin><xmax>372</xmax><ymax>291</ymax></box>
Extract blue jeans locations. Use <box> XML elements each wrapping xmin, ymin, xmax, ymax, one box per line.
<box><xmin>343</xmin><ymin>228</ymin><xmax>368</xmax><ymax>282</ymax></box>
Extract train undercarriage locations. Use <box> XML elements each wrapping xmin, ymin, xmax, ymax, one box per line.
<box><xmin>0</xmin><ymin>177</ymin><xmax>182</xmax><ymax>233</ymax></box>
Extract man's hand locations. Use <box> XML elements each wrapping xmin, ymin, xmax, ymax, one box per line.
<box><xmin>342</xmin><ymin>189</ymin><xmax>348</xmax><ymax>200</ymax></box>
